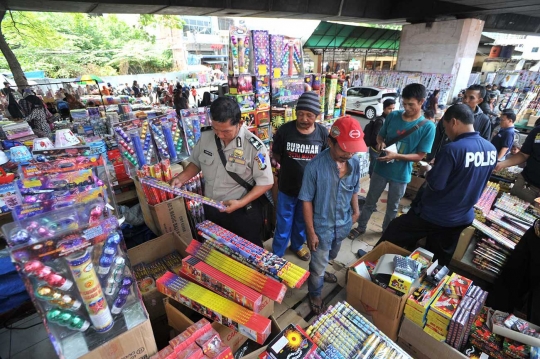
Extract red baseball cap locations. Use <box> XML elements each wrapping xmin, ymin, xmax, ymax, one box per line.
<box><xmin>329</xmin><ymin>115</ymin><xmax>368</xmax><ymax>153</ymax></box>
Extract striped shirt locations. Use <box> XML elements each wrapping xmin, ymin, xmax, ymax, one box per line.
<box><xmin>299</xmin><ymin>149</ymin><xmax>360</xmax><ymax>247</ymax></box>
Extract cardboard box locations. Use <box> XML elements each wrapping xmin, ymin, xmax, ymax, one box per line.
<box><xmin>79</xmin><ymin>319</ymin><xmax>157</xmax><ymax>359</ymax></box>
<box><xmin>134</xmin><ymin>177</ymin><xmax>192</xmax><ymax>237</ymax></box>
<box><xmin>127</xmin><ymin>232</ymin><xmax>190</xmax><ymax>319</ymax></box>
<box><xmin>165</xmin><ymin>296</ymin><xmax>274</xmax><ymax>353</ymax></box>
<box><xmin>452</xmin><ymin>226</ymin><xmax>475</xmax><ymax>261</ymax></box>
<box><xmin>346</xmin><ymin>242</ymin><xmax>413</xmax><ymax>340</ymax></box>
<box><xmin>493</xmin><ymin>321</ymin><xmax>540</xmax><ymax>347</ymax></box>
<box><xmin>405</xmin><ymin>175</ymin><xmax>425</xmax><ymax>198</ymax></box>
<box><xmin>398</xmin><ymin>317</ymin><xmax>467</xmax><ymax>359</ymax></box>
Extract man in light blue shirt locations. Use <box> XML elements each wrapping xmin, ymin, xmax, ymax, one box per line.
<box><xmin>299</xmin><ymin>116</ymin><xmax>367</xmax><ymax>314</ymax></box>
<box><xmin>357</xmin><ymin>83</ymin><xmax>436</xmax><ymax>235</ymax></box>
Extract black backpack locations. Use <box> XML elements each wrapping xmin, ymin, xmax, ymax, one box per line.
<box><xmin>363</xmin><ymin>120</ymin><xmax>376</xmax><ymax>147</ymax></box>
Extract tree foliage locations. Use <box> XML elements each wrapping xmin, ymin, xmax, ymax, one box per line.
<box><xmin>0</xmin><ymin>12</ymin><xmax>183</xmax><ymax>78</ymax></box>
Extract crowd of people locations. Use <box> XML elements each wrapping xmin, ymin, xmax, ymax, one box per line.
<box><xmin>170</xmin><ymin>83</ymin><xmax>540</xmax><ymax>319</ymax></box>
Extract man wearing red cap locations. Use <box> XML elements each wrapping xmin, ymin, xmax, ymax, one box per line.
<box><xmin>299</xmin><ymin>115</ymin><xmax>367</xmax><ymax>313</ymax></box>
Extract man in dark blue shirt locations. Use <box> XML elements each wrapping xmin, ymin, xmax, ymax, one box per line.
<box><xmin>491</xmin><ymin>109</ymin><xmax>516</xmax><ymax>161</ymax></box>
<box><xmin>378</xmin><ymin>104</ymin><xmax>497</xmax><ymax>265</ymax></box>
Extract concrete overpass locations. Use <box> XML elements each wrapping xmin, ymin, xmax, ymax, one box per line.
<box><xmin>4</xmin><ymin>0</ymin><xmax>540</xmax><ymax>35</ymax></box>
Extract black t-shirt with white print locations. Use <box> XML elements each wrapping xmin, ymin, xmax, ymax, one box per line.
<box><xmin>272</xmin><ymin>121</ymin><xmax>328</xmax><ymax>197</ymax></box>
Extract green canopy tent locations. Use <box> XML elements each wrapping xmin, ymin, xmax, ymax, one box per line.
<box><xmin>304</xmin><ymin>21</ymin><xmax>401</xmax><ymax>71</ymax></box>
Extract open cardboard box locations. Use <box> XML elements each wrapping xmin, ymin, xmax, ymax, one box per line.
<box><xmin>127</xmin><ymin>231</ymin><xmax>190</xmax><ymax>320</ymax></box>
<box><xmin>79</xmin><ymin>319</ymin><xmax>157</xmax><ymax>359</ymax></box>
<box><xmin>165</xmin><ymin>297</ymin><xmax>275</xmax><ymax>353</ymax></box>
<box><xmin>133</xmin><ymin>176</ymin><xmax>192</xmax><ymax>237</ymax></box>
<box><xmin>398</xmin><ymin>318</ymin><xmax>467</xmax><ymax>359</ymax></box>
<box><xmin>346</xmin><ymin>241</ymin><xmax>416</xmax><ymax>341</ymax></box>
<box><xmin>492</xmin><ymin>312</ymin><xmax>540</xmax><ymax>347</ymax></box>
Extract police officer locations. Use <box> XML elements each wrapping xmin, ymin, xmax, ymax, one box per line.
<box><xmin>170</xmin><ymin>97</ymin><xmax>273</xmax><ymax>247</ymax></box>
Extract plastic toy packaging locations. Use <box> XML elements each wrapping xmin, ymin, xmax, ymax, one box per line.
<box><xmin>252</xmin><ymin>30</ymin><xmax>270</xmax><ymax>76</ymax></box>
<box><xmin>228</xmin><ymin>24</ymin><xmax>251</xmax><ymax>76</ymax></box>
<box><xmin>2</xmin><ymin>200</ymin><xmax>147</xmax><ymax>359</ymax></box>
<box><xmin>180</xmin><ymin>108</ymin><xmax>210</xmax><ymax>154</ymax></box>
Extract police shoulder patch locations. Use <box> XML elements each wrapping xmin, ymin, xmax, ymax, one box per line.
<box><xmin>248</xmin><ymin>136</ymin><xmax>263</xmax><ymax>151</ymax></box>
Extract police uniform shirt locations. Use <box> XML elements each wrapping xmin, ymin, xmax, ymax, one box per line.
<box><xmin>188</xmin><ymin>125</ymin><xmax>273</xmax><ymax>202</ymax></box>
<box><xmin>418</xmin><ymin>132</ymin><xmax>497</xmax><ymax>227</ymax></box>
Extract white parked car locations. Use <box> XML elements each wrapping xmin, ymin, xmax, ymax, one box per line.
<box><xmin>346</xmin><ymin>86</ymin><xmax>399</xmax><ymax>120</ymax></box>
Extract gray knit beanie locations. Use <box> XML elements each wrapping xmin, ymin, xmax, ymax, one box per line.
<box><xmin>296</xmin><ymin>91</ymin><xmax>321</xmax><ymax>116</ymax></box>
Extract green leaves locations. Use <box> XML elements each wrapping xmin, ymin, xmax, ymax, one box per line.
<box><xmin>0</xmin><ymin>12</ymin><xmax>175</xmax><ymax>78</ymax></box>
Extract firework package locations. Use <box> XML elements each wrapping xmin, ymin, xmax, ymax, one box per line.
<box><xmin>150</xmin><ymin>318</ymin><xmax>233</xmax><ymax>359</ymax></box>
<box><xmin>0</xmin><ymin>149</ymin><xmax>150</xmax><ymax>358</ymax></box>
<box><xmin>355</xmin><ymin>247</ymin><xmax>434</xmax><ymax>296</ymax></box>
<box><xmin>466</xmin><ymin>307</ymin><xmax>533</xmax><ymax>359</ymax></box>
<box><xmin>157</xmin><ymin>271</ymin><xmax>271</xmax><ymax>344</ymax></box>
<box><xmin>305</xmin><ymin>302</ymin><xmax>411</xmax><ymax>359</ymax></box>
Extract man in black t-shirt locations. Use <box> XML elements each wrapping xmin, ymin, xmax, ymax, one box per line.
<box><xmin>272</xmin><ymin>92</ymin><xmax>328</xmax><ymax>260</ymax></box>
<box><xmin>495</xmin><ymin>124</ymin><xmax>540</xmax><ymax>203</ymax></box>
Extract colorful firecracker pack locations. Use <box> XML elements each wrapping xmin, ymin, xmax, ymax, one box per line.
<box><xmin>156</xmin><ymin>271</ymin><xmax>271</xmax><ymax>344</ymax></box>
<box><xmin>270</xmin><ymin>77</ymin><xmax>304</xmax><ymax>108</ymax></box>
<box><xmin>151</xmin><ymin>318</ymin><xmax>234</xmax><ymax>359</ymax></box>
<box><xmin>306</xmin><ymin>302</ymin><xmax>411</xmax><ymax>359</ymax></box>
<box><xmin>180</xmin><ymin>255</ymin><xmax>263</xmax><ymax>312</ymax></box>
<box><xmin>186</xmin><ymin>239</ymin><xmax>287</xmax><ymax>303</ymax></box>
<box><xmin>195</xmin><ymin>220</ymin><xmax>309</xmax><ymax>289</ymax></box>
<box><xmin>139</xmin><ymin>177</ymin><xmax>226</xmax><ymax>210</ymax></box>
<box><xmin>263</xmin><ymin>324</ymin><xmax>317</xmax><ymax>359</ymax></box>
<box><xmin>0</xmin><ymin>150</ymin><xmax>148</xmax><ymax>359</ymax></box>
<box><xmin>467</xmin><ymin>307</ymin><xmax>508</xmax><ymax>358</ymax></box>
<box><xmin>228</xmin><ymin>74</ymin><xmax>253</xmax><ymax>95</ymax></box>
<box><xmin>252</xmin><ymin>30</ymin><xmax>270</xmax><ymax>77</ymax></box>
<box><xmin>0</xmin><ymin>182</ymin><xmax>20</xmax><ymax>213</ymax></box>
<box><xmin>404</xmin><ymin>275</ymin><xmax>450</xmax><ymax>327</ymax></box>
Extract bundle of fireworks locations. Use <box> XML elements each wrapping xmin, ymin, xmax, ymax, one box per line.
<box><xmin>151</xmin><ymin>318</ymin><xmax>233</xmax><ymax>359</ymax></box>
<box><xmin>472</xmin><ymin>220</ymin><xmax>516</xmax><ymax>250</ymax></box>
<box><xmin>196</xmin><ymin>220</ymin><xmax>309</xmax><ymax>288</ymax></box>
<box><xmin>466</xmin><ymin>307</ymin><xmax>518</xmax><ymax>359</ymax></box>
<box><xmin>424</xmin><ymin>273</ymin><xmax>476</xmax><ymax>342</ymax></box>
<box><xmin>475</xmin><ymin>182</ymin><xmax>500</xmax><ymax>215</ymax></box>
<box><xmin>133</xmin><ymin>251</ymin><xmax>183</xmax><ymax>293</ymax></box>
<box><xmin>404</xmin><ymin>274</ymin><xmax>450</xmax><ymax>327</ymax></box>
<box><xmin>137</xmin><ymin>160</ymin><xmax>176</xmax><ymax>204</ymax></box>
<box><xmin>306</xmin><ymin>302</ymin><xmax>411</xmax><ymax>359</ymax></box>
<box><xmin>181</xmin><ymin>255</ymin><xmax>263</xmax><ymax>312</ymax></box>
<box><xmin>157</xmin><ymin>271</ymin><xmax>271</xmax><ymax>344</ymax></box>
<box><xmin>186</xmin><ymin>239</ymin><xmax>286</xmax><ymax>302</ymax></box>
<box><xmin>494</xmin><ymin>193</ymin><xmax>537</xmax><ymax>225</ymax></box>
<box><xmin>140</xmin><ymin>177</ymin><xmax>226</xmax><ymax>210</ymax></box>
<box><xmin>180</xmin><ymin>173</ymin><xmax>207</xmax><ymax>226</ymax></box>
<box><xmin>445</xmin><ymin>286</ymin><xmax>488</xmax><ymax>350</ymax></box>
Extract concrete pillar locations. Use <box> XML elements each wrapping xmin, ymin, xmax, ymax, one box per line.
<box><xmin>396</xmin><ymin>19</ymin><xmax>484</xmax><ymax>102</ymax></box>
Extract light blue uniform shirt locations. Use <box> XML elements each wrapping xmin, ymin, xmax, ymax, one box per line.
<box><xmin>298</xmin><ymin>149</ymin><xmax>360</xmax><ymax>248</ymax></box>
